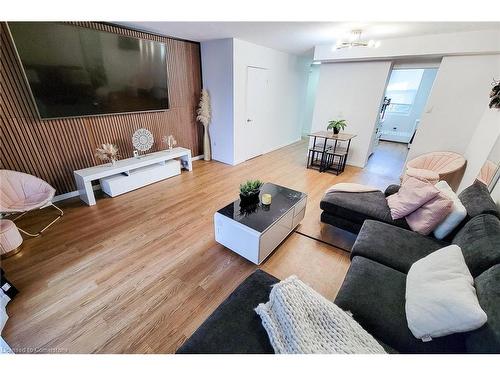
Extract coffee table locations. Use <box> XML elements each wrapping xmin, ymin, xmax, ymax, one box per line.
<box><xmin>214</xmin><ymin>183</ymin><xmax>307</xmax><ymax>264</ymax></box>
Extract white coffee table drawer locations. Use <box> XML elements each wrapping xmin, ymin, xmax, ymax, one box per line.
<box><xmin>258</xmin><ymin>208</ymin><xmax>294</xmax><ymax>263</ymax></box>
<box><xmin>294</xmin><ymin>197</ymin><xmax>307</xmax><ymax>217</ymax></box>
<box><xmin>292</xmin><ymin>207</ymin><xmax>306</xmax><ymax>228</ymax></box>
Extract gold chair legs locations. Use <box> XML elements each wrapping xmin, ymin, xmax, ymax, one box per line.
<box><xmin>13</xmin><ymin>203</ymin><xmax>64</xmax><ymax>237</ymax></box>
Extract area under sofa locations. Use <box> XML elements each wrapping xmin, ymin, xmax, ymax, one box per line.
<box><xmin>178</xmin><ymin>181</ymin><xmax>500</xmax><ymax>354</ymax></box>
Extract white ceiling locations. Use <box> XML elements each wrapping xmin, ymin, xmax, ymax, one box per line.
<box><xmin>118</xmin><ymin>22</ymin><xmax>500</xmax><ymax>55</ymax></box>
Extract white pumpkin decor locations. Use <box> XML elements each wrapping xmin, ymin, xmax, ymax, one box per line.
<box><xmin>132</xmin><ymin>128</ymin><xmax>154</xmax><ymax>153</ymax></box>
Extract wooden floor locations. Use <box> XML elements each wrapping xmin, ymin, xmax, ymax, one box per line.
<box><xmin>2</xmin><ymin>139</ymin><xmax>405</xmax><ymax>353</ymax></box>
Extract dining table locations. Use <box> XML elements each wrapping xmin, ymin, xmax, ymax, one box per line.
<box><xmin>307</xmin><ymin>131</ymin><xmax>357</xmax><ymax>174</ymax></box>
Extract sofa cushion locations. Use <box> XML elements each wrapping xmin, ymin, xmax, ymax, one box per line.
<box><xmin>406</xmin><ymin>245</ymin><xmax>487</xmax><ymax>340</ymax></box>
<box><xmin>334</xmin><ymin>257</ymin><xmax>466</xmax><ymax>353</ymax></box>
<box><xmin>320</xmin><ymin>190</ymin><xmax>409</xmax><ymax>231</ymax></box>
<box><xmin>405</xmin><ymin>192</ymin><xmax>453</xmax><ymax>235</ymax></box>
<box><xmin>452</xmin><ymin>214</ymin><xmax>500</xmax><ymax>278</ymax></box>
<box><xmin>176</xmin><ymin>270</ymin><xmax>278</xmax><ymax>354</ymax></box>
<box><xmin>458</xmin><ymin>180</ymin><xmax>499</xmax><ymax>219</ymax></box>
<box><xmin>386</xmin><ymin>177</ymin><xmax>440</xmax><ymax>220</ymax></box>
<box><xmin>465</xmin><ymin>264</ymin><xmax>500</xmax><ymax>353</ymax></box>
<box><xmin>320</xmin><ymin>211</ymin><xmax>364</xmax><ymax>234</ymax></box>
<box><xmin>351</xmin><ymin>220</ymin><xmax>447</xmax><ymax>273</ymax></box>
<box><xmin>433</xmin><ymin>181</ymin><xmax>467</xmax><ymax>240</ymax></box>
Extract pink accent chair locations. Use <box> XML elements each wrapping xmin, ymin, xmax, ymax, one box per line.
<box><xmin>0</xmin><ymin>170</ymin><xmax>63</xmax><ymax>237</ymax></box>
<box><xmin>476</xmin><ymin>159</ymin><xmax>498</xmax><ymax>186</ymax></box>
<box><xmin>402</xmin><ymin>151</ymin><xmax>466</xmax><ymax>191</ymax></box>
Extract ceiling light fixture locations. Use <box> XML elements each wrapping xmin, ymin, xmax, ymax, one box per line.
<box><xmin>333</xmin><ymin>30</ymin><xmax>381</xmax><ymax>51</ymax></box>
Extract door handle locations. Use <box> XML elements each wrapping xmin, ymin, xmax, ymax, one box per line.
<box><xmin>247</xmin><ymin>119</ymin><xmax>252</xmax><ymax>122</ymax></box>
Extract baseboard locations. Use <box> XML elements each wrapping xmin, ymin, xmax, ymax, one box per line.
<box><xmin>52</xmin><ymin>184</ymin><xmax>101</xmax><ymax>203</ymax></box>
<box><xmin>52</xmin><ymin>154</ymin><xmax>204</xmax><ymax>203</ymax></box>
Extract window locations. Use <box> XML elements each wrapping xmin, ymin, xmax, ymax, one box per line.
<box><xmin>385</xmin><ymin>69</ymin><xmax>424</xmax><ymax>115</ymax></box>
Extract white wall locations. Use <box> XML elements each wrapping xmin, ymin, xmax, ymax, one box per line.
<box><xmin>314</xmin><ymin>29</ymin><xmax>500</xmax><ymax>62</ymax></box>
<box><xmin>458</xmin><ymin>108</ymin><xmax>500</xmax><ymax>191</ymax></box>
<box><xmin>200</xmin><ymin>38</ymin><xmax>309</xmax><ymax>165</ymax></box>
<box><xmin>408</xmin><ymin>55</ymin><xmax>500</xmax><ymax>162</ymax></box>
<box><xmin>310</xmin><ymin>61</ymin><xmax>392</xmax><ymax>167</ymax></box>
<box><xmin>200</xmin><ymin>39</ymin><xmax>234</xmax><ymax>164</ymax></box>
<box><xmin>381</xmin><ymin>68</ymin><xmax>437</xmax><ymax>143</ymax></box>
<box><xmin>232</xmin><ymin>39</ymin><xmax>310</xmax><ymax>164</ymax></box>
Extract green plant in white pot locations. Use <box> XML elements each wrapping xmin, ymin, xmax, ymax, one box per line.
<box><xmin>327</xmin><ymin>119</ymin><xmax>347</xmax><ymax>135</ymax></box>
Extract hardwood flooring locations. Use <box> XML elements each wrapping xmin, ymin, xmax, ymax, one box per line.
<box><xmin>1</xmin><ymin>138</ymin><xmax>404</xmax><ymax>353</ymax></box>
<box><xmin>365</xmin><ymin>140</ymin><xmax>408</xmax><ymax>179</ymax></box>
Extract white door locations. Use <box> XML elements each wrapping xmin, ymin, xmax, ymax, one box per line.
<box><xmin>241</xmin><ymin>66</ymin><xmax>268</xmax><ymax>161</ymax></box>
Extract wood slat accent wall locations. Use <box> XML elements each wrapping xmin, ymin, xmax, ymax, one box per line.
<box><xmin>0</xmin><ymin>22</ymin><xmax>203</xmax><ymax>195</ymax></box>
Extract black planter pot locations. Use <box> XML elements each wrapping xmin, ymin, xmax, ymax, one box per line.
<box><xmin>333</xmin><ymin>128</ymin><xmax>340</xmax><ymax>134</ymax></box>
<box><xmin>239</xmin><ymin>191</ymin><xmax>260</xmax><ymax>206</ymax></box>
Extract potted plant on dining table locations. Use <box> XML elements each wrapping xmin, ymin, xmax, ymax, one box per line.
<box><xmin>327</xmin><ymin>119</ymin><xmax>347</xmax><ymax>135</ymax></box>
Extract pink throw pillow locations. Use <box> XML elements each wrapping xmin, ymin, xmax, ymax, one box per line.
<box><xmin>403</xmin><ymin>167</ymin><xmax>440</xmax><ymax>184</ymax></box>
<box><xmin>386</xmin><ymin>177</ymin><xmax>440</xmax><ymax>220</ymax></box>
<box><xmin>405</xmin><ymin>193</ymin><xmax>454</xmax><ymax>235</ymax></box>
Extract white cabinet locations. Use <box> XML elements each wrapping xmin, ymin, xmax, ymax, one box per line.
<box><xmin>74</xmin><ymin>147</ymin><xmax>192</xmax><ymax>205</ymax></box>
<box><xmin>100</xmin><ymin>160</ymin><xmax>180</xmax><ymax>197</ymax></box>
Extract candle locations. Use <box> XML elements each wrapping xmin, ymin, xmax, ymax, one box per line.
<box><xmin>261</xmin><ymin>193</ymin><xmax>272</xmax><ymax>205</ymax></box>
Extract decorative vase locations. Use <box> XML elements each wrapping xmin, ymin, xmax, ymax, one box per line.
<box><xmin>333</xmin><ymin>128</ymin><xmax>340</xmax><ymax>135</ymax></box>
<box><xmin>239</xmin><ymin>191</ymin><xmax>260</xmax><ymax>206</ymax></box>
<box><xmin>203</xmin><ymin>125</ymin><xmax>211</xmax><ymax>161</ymax></box>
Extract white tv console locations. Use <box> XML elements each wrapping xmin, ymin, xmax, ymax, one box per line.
<box><xmin>74</xmin><ymin>147</ymin><xmax>192</xmax><ymax>206</ymax></box>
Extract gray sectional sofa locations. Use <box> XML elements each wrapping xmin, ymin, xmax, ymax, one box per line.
<box><xmin>320</xmin><ymin>180</ymin><xmax>498</xmax><ymax>236</ymax></box>
<box><xmin>336</xmin><ymin>213</ymin><xmax>500</xmax><ymax>353</ymax></box>
<box><xmin>178</xmin><ymin>181</ymin><xmax>500</xmax><ymax>353</ymax></box>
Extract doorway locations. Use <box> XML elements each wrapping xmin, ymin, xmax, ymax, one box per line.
<box><xmin>241</xmin><ymin>66</ymin><xmax>269</xmax><ymax>162</ymax></box>
<box><xmin>367</xmin><ymin>67</ymin><xmax>438</xmax><ymax>180</ymax></box>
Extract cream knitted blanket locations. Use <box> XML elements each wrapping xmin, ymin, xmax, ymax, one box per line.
<box><xmin>255</xmin><ymin>276</ymin><xmax>385</xmax><ymax>354</ymax></box>
<box><xmin>325</xmin><ymin>182</ymin><xmax>380</xmax><ymax>194</ymax></box>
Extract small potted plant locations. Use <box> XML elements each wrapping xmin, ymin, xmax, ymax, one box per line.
<box><xmin>327</xmin><ymin>119</ymin><xmax>347</xmax><ymax>134</ymax></box>
<box><xmin>239</xmin><ymin>179</ymin><xmax>264</xmax><ymax>206</ymax></box>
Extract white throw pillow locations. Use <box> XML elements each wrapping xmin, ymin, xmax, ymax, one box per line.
<box><xmin>433</xmin><ymin>181</ymin><xmax>467</xmax><ymax>239</ymax></box>
<box><xmin>405</xmin><ymin>245</ymin><xmax>487</xmax><ymax>341</ymax></box>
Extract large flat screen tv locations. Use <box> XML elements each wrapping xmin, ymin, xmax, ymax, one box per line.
<box><xmin>8</xmin><ymin>22</ymin><xmax>169</xmax><ymax>119</ymax></box>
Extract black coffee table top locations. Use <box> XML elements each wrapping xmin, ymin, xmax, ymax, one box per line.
<box><xmin>217</xmin><ymin>183</ymin><xmax>307</xmax><ymax>233</ymax></box>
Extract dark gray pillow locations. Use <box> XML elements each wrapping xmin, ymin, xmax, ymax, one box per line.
<box><xmin>384</xmin><ymin>184</ymin><xmax>401</xmax><ymax>197</ymax></box>
<box><xmin>465</xmin><ymin>265</ymin><xmax>500</xmax><ymax>353</ymax></box>
<box><xmin>458</xmin><ymin>180</ymin><xmax>499</xmax><ymax>219</ymax></box>
<box><xmin>452</xmin><ymin>214</ymin><xmax>500</xmax><ymax>277</ymax></box>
